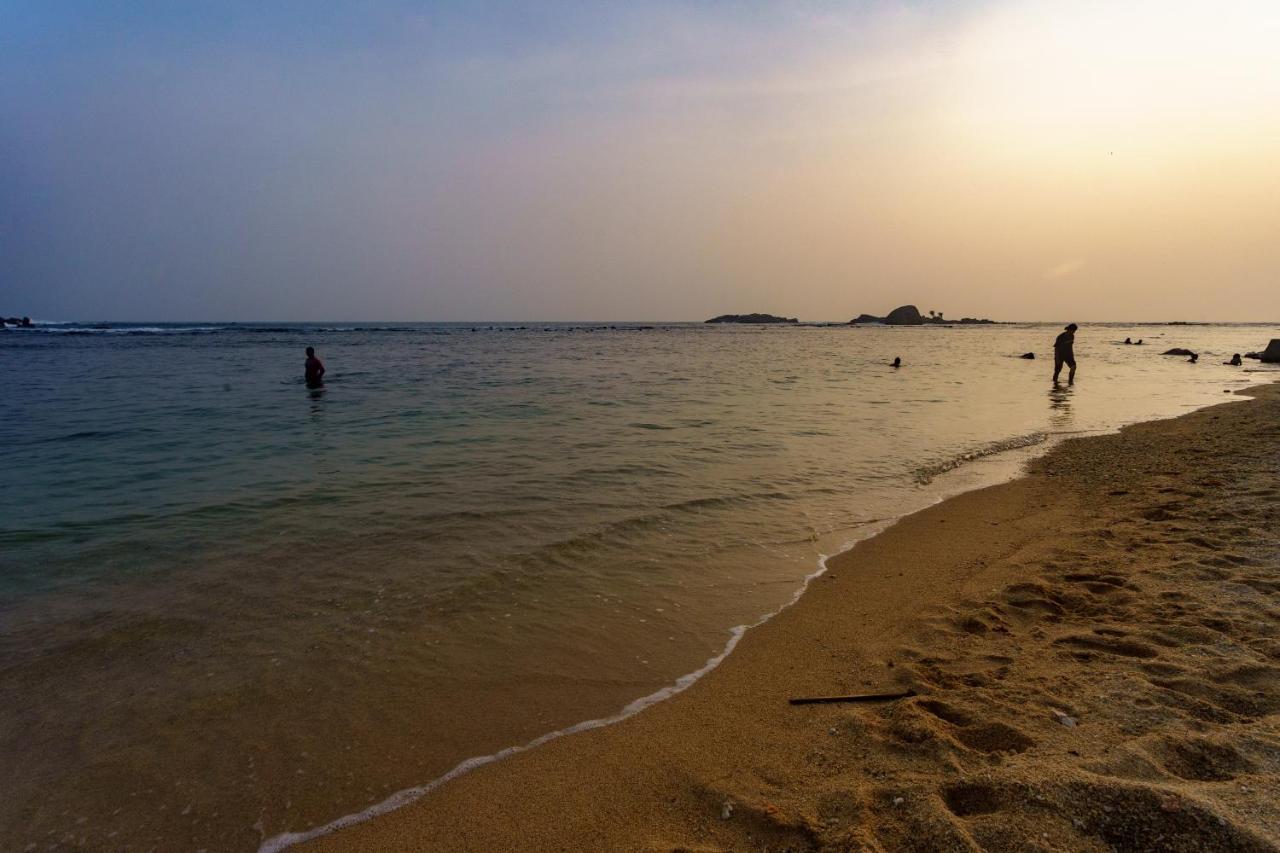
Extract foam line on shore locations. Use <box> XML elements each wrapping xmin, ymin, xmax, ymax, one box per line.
<box><xmin>913</xmin><ymin>431</ymin><xmax>1048</xmax><ymax>484</ymax></box>
<box><xmin>259</xmin><ymin>546</ymin><xmax>845</xmax><ymax>853</ymax></box>
<box><xmin>259</xmin><ymin>428</ymin><xmax>1076</xmax><ymax>851</ymax></box>
<box><xmin>259</xmin><ymin>394</ymin><xmax>1230</xmax><ymax>852</ymax></box>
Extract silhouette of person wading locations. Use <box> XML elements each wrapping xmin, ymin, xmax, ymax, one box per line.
<box><xmin>304</xmin><ymin>346</ymin><xmax>326</xmax><ymax>388</ymax></box>
<box><xmin>1053</xmin><ymin>323</ymin><xmax>1077</xmax><ymax>385</ymax></box>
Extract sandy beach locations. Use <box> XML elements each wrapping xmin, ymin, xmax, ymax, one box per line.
<box><xmin>10</xmin><ymin>4</ymin><xmax>1280</xmax><ymax>850</ymax></box>
<box><xmin>300</xmin><ymin>382</ymin><xmax>1280</xmax><ymax>852</ymax></box>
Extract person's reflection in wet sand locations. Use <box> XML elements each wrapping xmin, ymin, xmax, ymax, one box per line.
<box><xmin>1048</xmin><ymin>382</ymin><xmax>1074</xmax><ymax>430</ymax></box>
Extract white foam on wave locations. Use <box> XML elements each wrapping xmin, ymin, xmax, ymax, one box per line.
<box><xmin>913</xmin><ymin>431</ymin><xmax>1048</xmax><ymax>485</ymax></box>
<box><xmin>35</xmin><ymin>325</ymin><xmax>226</xmax><ymax>334</ymax></box>
<box><xmin>258</xmin><ymin>546</ymin><xmax>846</xmax><ymax>853</ymax></box>
<box><xmin>257</xmin><ymin>412</ymin><xmax>1094</xmax><ymax>852</ymax></box>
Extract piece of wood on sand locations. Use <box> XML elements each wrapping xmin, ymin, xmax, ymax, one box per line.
<box><xmin>788</xmin><ymin>688</ymin><xmax>917</xmax><ymax>706</ymax></box>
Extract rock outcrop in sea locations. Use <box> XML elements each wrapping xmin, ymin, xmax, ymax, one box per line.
<box><xmin>1260</xmin><ymin>339</ymin><xmax>1280</xmax><ymax>363</ymax></box>
<box><xmin>704</xmin><ymin>313</ymin><xmax>799</xmax><ymax>324</ymax></box>
<box><xmin>0</xmin><ymin>316</ymin><xmax>33</xmax><ymax>328</ymax></box>
<box><xmin>885</xmin><ymin>305</ymin><xmax>924</xmax><ymax>325</ymax></box>
<box><xmin>849</xmin><ymin>306</ymin><xmax>995</xmax><ymax>326</ymax></box>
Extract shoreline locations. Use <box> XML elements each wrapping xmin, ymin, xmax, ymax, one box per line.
<box><xmin>292</xmin><ymin>382</ymin><xmax>1280</xmax><ymax>851</ymax></box>
<box><xmin>260</xmin><ymin>419</ymin><xmax>1063</xmax><ymax>851</ymax></box>
<box><xmin>260</xmin><ymin>558</ymin><xmax>818</xmax><ymax>853</ymax></box>
<box><xmin>263</xmin><ymin>455</ymin><xmax>1047</xmax><ymax>852</ymax></box>
<box><xmin>11</xmin><ymin>323</ymin><xmax>1271</xmax><ymax>851</ymax></box>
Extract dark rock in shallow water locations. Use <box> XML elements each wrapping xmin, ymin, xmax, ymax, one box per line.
<box><xmin>884</xmin><ymin>305</ymin><xmax>924</xmax><ymax>325</ymax></box>
<box><xmin>705</xmin><ymin>313</ymin><xmax>798</xmax><ymax>324</ymax></box>
<box><xmin>1020</xmin><ymin>352</ymin><xmax>1036</xmax><ymax>360</ymax></box>
<box><xmin>849</xmin><ymin>313</ymin><xmax>884</xmax><ymax>325</ymax></box>
<box><xmin>1162</xmin><ymin>348</ymin><xmax>1195</xmax><ymax>356</ymax></box>
<box><xmin>1261</xmin><ymin>339</ymin><xmax>1280</xmax><ymax>363</ymax></box>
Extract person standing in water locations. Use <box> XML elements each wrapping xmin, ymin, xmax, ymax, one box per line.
<box><xmin>1053</xmin><ymin>323</ymin><xmax>1078</xmax><ymax>385</ymax></box>
<box><xmin>304</xmin><ymin>346</ymin><xmax>325</xmax><ymax>387</ymax></box>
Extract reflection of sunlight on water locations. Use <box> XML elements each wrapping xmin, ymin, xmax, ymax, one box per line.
<box><xmin>0</xmin><ymin>321</ymin><xmax>1276</xmax><ymax>849</ymax></box>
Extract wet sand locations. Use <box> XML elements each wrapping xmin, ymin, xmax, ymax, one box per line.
<box><xmin>303</xmin><ymin>383</ymin><xmax>1280</xmax><ymax>852</ymax></box>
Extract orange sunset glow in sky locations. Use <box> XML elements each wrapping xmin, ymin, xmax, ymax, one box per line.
<box><xmin>3</xmin><ymin>0</ymin><xmax>1278</xmax><ymax>320</ymax></box>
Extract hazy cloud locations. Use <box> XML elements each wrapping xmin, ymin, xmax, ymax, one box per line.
<box><xmin>1043</xmin><ymin>259</ymin><xmax>1086</xmax><ymax>280</ymax></box>
<box><xmin>3</xmin><ymin>1</ymin><xmax>1278</xmax><ymax>321</ymax></box>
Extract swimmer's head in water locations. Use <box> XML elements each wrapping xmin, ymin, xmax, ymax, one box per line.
<box><xmin>306</xmin><ymin>346</ymin><xmax>315</xmax><ymax>356</ymax></box>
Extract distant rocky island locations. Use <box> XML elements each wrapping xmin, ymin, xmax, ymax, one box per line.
<box><xmin>849</xmin><ymin>305</ymin><xmax>995</xmax><ymax>326</ymax></box>
<box><xmin>704</xmin><ymin>313</ymin><xmax>798</xmax><ymax>324</ymax></box>
<box><xmin>705</xmin><ymin>306</ymin><xmax>996</xmax><ymax>326</ymax></box>
<box><xmin>0</xmin><ymin>316</ymin><xmax>33</xmax><ymax>328</ymax></box>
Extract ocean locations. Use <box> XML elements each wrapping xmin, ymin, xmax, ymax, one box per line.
<box><xmin>1</xmin><ymin>320</ymin><xmax>1275</xmax><ymax>849</ymax></box>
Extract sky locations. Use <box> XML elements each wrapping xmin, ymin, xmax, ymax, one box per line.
<box><xmin>2</xmin><ymin>0</ymin><xmax>1278</xmax><ymax>322</ymax></box>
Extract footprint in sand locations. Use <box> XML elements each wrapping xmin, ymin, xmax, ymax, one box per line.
<box><xmin>954</xmin><ymin>722</ymin><xmax>1036</xmax><ymax>754</ymax></box>
<box><xmin>1146</xmin><ymin>735</ymin><xmax>1255</xmax><ymax>782</ymax></box>
<box><xmin>1053</xmin><ymin>634</ymin><xmax>1160</xmax><ymax>659</ymax></box>
<box><xmin>915</xmin><ymin>699</ymin><xmax>973</xmax><ymax>727</ymax></box>
<box><xmin>941</xmin><ymin>781</ymin><xmax>1003</xmax><ymax>817</ymax></box>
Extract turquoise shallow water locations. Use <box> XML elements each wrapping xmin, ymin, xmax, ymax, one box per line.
<box><xmin>1</xmin><ymin>321</ymin><xmax>1276</xmax><ymax>848</ymax></box>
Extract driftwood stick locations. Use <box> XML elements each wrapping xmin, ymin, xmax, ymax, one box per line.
<box><xmin>789</xmin><ymin>689</ymin><xmax>916</xmax><ymax>706</ymax></box>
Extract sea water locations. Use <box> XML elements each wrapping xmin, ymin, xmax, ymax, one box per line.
<box><xmin>1</xmin><ymin>321</ymin><xmax>1275</xmax><ymax>848</ymax></box>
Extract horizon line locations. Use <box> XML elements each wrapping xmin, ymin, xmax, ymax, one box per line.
<box><xmin>10</xmin><ymin>318</ymin><xmax>1279</xmax><ymax>327</ymax></box>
